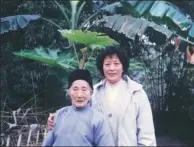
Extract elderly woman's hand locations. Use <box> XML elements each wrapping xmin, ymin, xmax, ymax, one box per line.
<box><xmin>47</xmin><ymin>113</ymin><xmax>55</xmax><ymax>130</ymax></box>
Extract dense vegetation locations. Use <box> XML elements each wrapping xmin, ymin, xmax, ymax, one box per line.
<box><xmin>1</xmin><ymin>0</ymin><xmax>194</xmax><ymax>145</ymax></box>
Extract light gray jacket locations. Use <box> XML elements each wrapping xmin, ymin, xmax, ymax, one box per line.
<box><xmin>92</xmin><ymin>75</ymin><xmax>157</xmax><ymax>146</ymax></box>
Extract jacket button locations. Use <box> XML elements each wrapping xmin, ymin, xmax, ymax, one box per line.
<box><xmin>108</xmin><ymin>114</ymin><xmax>112</xmax><ymax>117</ymax></box>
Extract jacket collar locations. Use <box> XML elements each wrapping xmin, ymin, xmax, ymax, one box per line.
<box><xmin>94</xmin><ymin>75</ymin><xmax>143</xmax><ymax>93</ymax></box>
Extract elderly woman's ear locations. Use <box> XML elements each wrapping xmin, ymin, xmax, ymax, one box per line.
<box><xmin>65</xmin><ymin>89</ymin><xmax>70</xmax><ymax>98</ymax></box>
<box><xmin>90</xmin><ymin>89</ymin><xmax>93</xmax><ymax>95</ymax></box>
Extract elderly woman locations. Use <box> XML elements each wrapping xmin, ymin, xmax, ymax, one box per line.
<box><xmin>42</xmin><ymin>69</ymin><xmax>114</xmax><ymax>146</ymax></box>
<box><xmin>48</xmin><ymin>46</ymin><xmax>156</xmax><ymax>146</ymax></box>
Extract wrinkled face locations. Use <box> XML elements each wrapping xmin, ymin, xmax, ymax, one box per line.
<box><xmin>68</xmin><ymin>80</ymin><xmax>92</xmax><ymax>108</ymax></box>
<box><xmin>103</xmin><ymin>54</ymin><xmax>123</xmax><ymax>84</ymax></box>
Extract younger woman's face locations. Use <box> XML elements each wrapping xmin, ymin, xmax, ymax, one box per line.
<box><xmin>103</xmin><ymin>54</ymin><xmax>123</xmax><ymax>84</ymax></box>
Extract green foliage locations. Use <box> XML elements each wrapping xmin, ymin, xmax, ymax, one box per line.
<box><xmin>2</xmin><ymin>0</ymin><xmax>194</xmax><ymax>121</ymax></box>
<box><xmin>13</xmin><ymin>47</ymin><xmax>77</xmax><ymax>70</ymax></box>
<box><xmin>8</xmin><ymin>1</ymin><xmax>118</xmax><ymax>109</ymax></box>
<box><xmin>0</xmin><ymin>1</ymin><xmax>72</xmax><ymax>109</ymax></box>
<box><xmin>129</xmin><ymin>58</ymin><xmax>147</xmax><ymax>71</ymax></box>
<box><xmin>58</xmin><ymin>29</ymin><xmax>119</xmax><ymax>48</ymax></box>
<box><xmin>43</xmin><ymin>0</ymin><xmax>97</xmax><ymax>30</ymax></box>
<box><xmin>13</xmin><ymin>0</ymin><xmax>119</xmax><ymax>73</ymax></box>
<box><xmin>13</xmin><ymin>29</ymin><xmax>118</xmax><ymax>69</ymax></box>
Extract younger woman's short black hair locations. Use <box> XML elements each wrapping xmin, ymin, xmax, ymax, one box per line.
<box><xmin>96</xmin><ymin>45</ymin><xmax>129</xmax><ymax>77</ymax></box>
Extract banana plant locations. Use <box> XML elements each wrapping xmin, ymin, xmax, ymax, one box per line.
<box><xmin>1</xmin><ymin>15</ymin><xmax>40</xmax><ymax>34</ymax></box>
<box><xmin>40</xmin><ymin>0</ymin><xmax>108</xmax><ymax>70</ymax></box>
<box><xmin>12</xmin><ymin>0</ymin><xmax>145</xmax><ymax>87</ymax></box>
<box><xmin>98</xmin><ymin>1</ymin><xmax>194</xmax><ymax>39</ymax></box>
<box><xmin>97</xmin><ymin>1</ymin><xmax>194</xmax><ymax>50</ymax></box>
<box><xmin>41</xmin><ymin>0</ymin><xmax>82</xmax><ymax>30</ymax></box>
<box><xmin>41</xmin><ymin>0</ymin><xmax>100</xmax><ymax>48</ymax></box>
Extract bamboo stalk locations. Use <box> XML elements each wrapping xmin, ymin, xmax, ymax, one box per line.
<box><xmin>6</xmin><ymin>135</ymin><xmax>10</xmax><ymax>146</ymax></box>
<box><xmin>43</xmin><ymin>127</ymin><xmax>47</xmax><ymax>139</ymax></box>
<box><xmin>36</xmin><ymin>130</ymin><xmax>40</xmax><ymax>145</ymax></box>
<box><xmin>17</xmin><ymin>133</ymin><xmax>22</xmax><ymax>146</ymax></box>
<box><xmin>27</xmin><ymin>129</ymin><xmax>32</xmax><ymax>146</ymax></box>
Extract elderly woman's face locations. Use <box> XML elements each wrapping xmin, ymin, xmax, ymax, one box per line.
<box><xmin>68</xmin><ymin>80</ymin><xmax>92</xmax><ymax>108</ymax></box>
<box><xmin>103</xmin><ymin>54</ymin><xmax>123</xmax><ymax>84</ymax></box>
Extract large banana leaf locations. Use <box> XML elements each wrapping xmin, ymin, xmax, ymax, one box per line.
<box><xmin>102</xmin><ymin>14</ymin><xmax>173</xmax><ymax>41</ymax></box>
<box><xmin>1</xmin><ymin>15</ymin><xmax>40</xmax><ymax>34</ymax></box>
<box><xmin>98</xmin><ymin>1</ymin><xmax>194</xmax><ymax>42</ymax></box>
<box><xmin>58</xmin><ymin>29</ymin><xmax>119</xmax><ymax>48</ymax></box>
<box><xmin>101</xmin><ymin>14</ymin><xmax>194</xmax><ymax>47</ymax></box>
<box><xmin>148</xmin><ymin>1</ymin><xmax>192</xmax><ymax>33</ymax></box>
<box><xmin>13</xmin><ymin>47</ymin><xmax>77</xmax><ymax>70</ymax></box>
